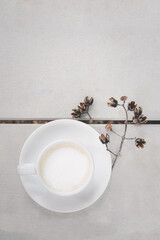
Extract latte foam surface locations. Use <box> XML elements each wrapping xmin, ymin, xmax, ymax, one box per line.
<box><xmin>40</xmin><ymin>142</ymin><xmax>91</xmax><ymax>193</ymax></box>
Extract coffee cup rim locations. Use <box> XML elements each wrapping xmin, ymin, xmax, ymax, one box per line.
<box><xmin>36</xmin><ymin>139</ymin><xmax>94</xmax><ymax>197</ymax></box>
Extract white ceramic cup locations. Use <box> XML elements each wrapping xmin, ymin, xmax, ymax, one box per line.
<box><xmin>17</xmin><ymin>140</ymin><xmax>94</xmax><ymax>196</ymax></box>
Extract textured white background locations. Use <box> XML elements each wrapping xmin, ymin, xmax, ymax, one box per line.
<box><xmin>0</xmin><ymin>124</ymin><xmax>160</xmax><ymax>240</ymax></box>
<box><xmin>0</xmin><ymin>1</ymin><xmax>160</xmax><ymax>239</ymax></box>
<box><xmin>0</xmin><ymin>0</ymin><xmax>160</xmax><ymax>119</ymax></box>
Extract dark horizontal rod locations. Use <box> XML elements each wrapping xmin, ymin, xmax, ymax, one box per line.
<box><xmin>0</xmin><ymin>119</ymin><xmax>159</xmax><ymax>124</ymax></box>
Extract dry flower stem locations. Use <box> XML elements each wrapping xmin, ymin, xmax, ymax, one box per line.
<box><xmin>86</xmin><ymin>112</ymin><xmax>117</xmax><ymax>156</ymax></box>
<box><xmin>112</xmin><ymin>103</ymin><xmax>128</xmax><ymax>168</ymax></box>
<box><xmin>86</xmin><ymin>112</ymin><xmax>92</xmax><ymax>120</ymax></box>
<box><xmin>72</xmin><ymin>96</ymin><xmax>146</xmax><ymax>169</ymax></box>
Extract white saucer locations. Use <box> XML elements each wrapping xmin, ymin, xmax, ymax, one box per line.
<box><xmin>19</xmin><ymin>119</ymin><xmax>111</xmax><ymax>213</ymax></box>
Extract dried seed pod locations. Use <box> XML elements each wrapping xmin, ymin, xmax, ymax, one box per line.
<box><xmin>105</xmin><ymin>122</ymin><xmax>112</xmax><ymax>131</ymax></box>
<box><xmin>89</xmin><ymin>97</ymin><xmax>94</xmax><ymax>105</ymax></box>
<box><xmin>133</xmin><ymin>107</ymin><xmax>147</xmax><ymax>124</ymax></box>
<box><xmin>135</xmin><ymin>138</ymin><xmax>146</xmax><ymax>148</ymax></box>
<box><xmin>128</xmin><ymin>101</ymin><xmax>137</xmax><ymax>111</ymax></box>
<box><xmin>138</xmin><ymin>115</ymin><xmax>147</xmax><ymax>124</ymax></box>
<box><xmin>71</xmin><ymin>108</ymin><xmax>81</xmax><ymax>118</ymax></box>
<box><xmin>99</xmin><ymin>134</ymin><xmax>110</xmax><ymax>144</ymax></box>
<box><xmin>84</xmin><ymin>96</ymin><xmax>94</xmax><ymax>106</ymax></box>
<box><xmin>78</xmin><ymin>102</ymin><xmax>87</xmax><ymax>112</ymax></box>
<box><xmin>71</xmin><ymin>96</ymin><xmax>94</xmax><ymax>119</ymax></box>
<box><xmin>120</xmin><ymin>96</ymin><xmax>128</xmax><ymax>102</ymax></box>
<box><xmin>107</xmin><ymin>97</ymin><xmax>118</xmax><ymax>108</ymax></box>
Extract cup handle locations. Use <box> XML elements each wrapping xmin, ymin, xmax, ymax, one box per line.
<box><xmin>17</xmin><ymin>164</ymin><xmax>36</xmax><ymax>175</ymax></box>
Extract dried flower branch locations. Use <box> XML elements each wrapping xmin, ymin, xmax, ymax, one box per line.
<box><xmin>71</xmin><ymin>96</ymin><xmax>93</xmax><ymax>121</ymax></box>
<box><xmin>101</xmin><ymin>96</ymin><xmax>147</xmax><ymax>168</ymax></box>
<box><xmin>71</xmin><ymin>95</ymin><xmax>147</xmax><ymax>170</ymax></box>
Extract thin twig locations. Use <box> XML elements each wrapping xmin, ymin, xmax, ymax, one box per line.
<box><xmin>125</xmin><ymin>137</ymin><xmax>136</xmax><ymax>140</ymax></box>
<box><xmin>111</xmin><ymin>129</ymin><xmax>122</xmax><ymax>138</ymax></box>
<box><xmin>86</xmin><ymin>111</ymin><xmax>94</xmax><ymax>124</ymax></box>
<box><xmin>86</xmin><ymin>111</ymin><xmax>92</xmax><ymax>120</ymax></box>
<box><xmin>106</xmin><ymin>145</ymin><xmax>117</xmax><ymax>157</ymax></box>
